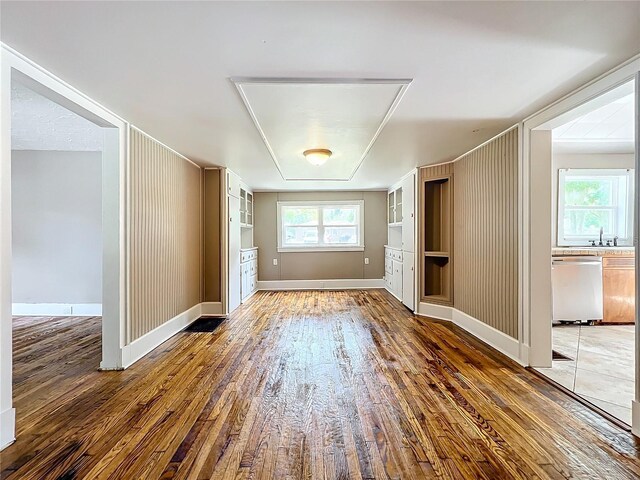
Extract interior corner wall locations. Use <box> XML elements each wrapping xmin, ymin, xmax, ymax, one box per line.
<box><xmin>453</xmin><ymin>128</ymin><xmax>519</xmax><ymax>339</ymax></box>
<box><xmin>253</xmin><ymin>191</ymin><xmax>387</xmax><ymax>281</ymax></box>
<box><xmin>128</xmin><ymin>128</ymin><xmax>202</xmax><ymax>341</ymax></box>
<box><xmin>11</xmin><ymin>150</ymin><xmax>102</xmax><ymax>305</ymax></box>
<box><xmin>203</xmin><ymin>169</ymin><xmax>221</xmax><ymax>302</ymax></box>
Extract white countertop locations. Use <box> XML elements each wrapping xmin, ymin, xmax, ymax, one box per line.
<box><xmin>552</xmin><ymin>247</ymin><xmax>635</xmax><ymax>256</ymax></box>
<box><xmin>384</xmin><ymin>245</ymin><xmax>402</xmax><ymax>251</ymax></box>
<box><xmin>240</xmin><ymin>247</ymin><xmax>258</xmax><ymax>252</ymax></box>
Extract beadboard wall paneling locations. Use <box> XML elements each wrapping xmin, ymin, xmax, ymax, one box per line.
<box><xmin>129</xmin><ymin>128</ymin><xmax>202</xmax><ymax>341</ymax></box>
<box><xmin>453</xmin><ymin>128</ymin><xmax>519</xmax><ymax>339</ymax></box>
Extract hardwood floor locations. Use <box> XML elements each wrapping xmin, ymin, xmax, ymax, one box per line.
<box><xmin>2</xmin><ymin>290</ymin><xmax>640</xmax><ymax>479</ymax></box>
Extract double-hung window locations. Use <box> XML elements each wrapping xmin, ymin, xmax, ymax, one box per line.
<box><xmin>557</xmin><ymin>168</ymin><xmax>634</xmax><ymax>246</ymax></box>
<box><xmin>277</xmin><ymin>200</ymin><xmax>364</xmax><ymax>252</ymax></box>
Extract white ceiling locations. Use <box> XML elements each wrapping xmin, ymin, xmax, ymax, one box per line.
<box><xmin>235</xmin><ymin>79</ymin><xmax>410</xmax><ymax>181</ymax></box>
<box><xmin>11</xmin><ymin>82</ymin><xmax>103</xmax><ymax>151</ymax></box>
<box><xmin>553</xmin><ymin>81</ymin><xmax>635</xmax><ymax>154</ymax></box>
<box><xmin>1</xmin><ymin>1</ymin><xmax>639</xmax><ymax>190</ymax></box>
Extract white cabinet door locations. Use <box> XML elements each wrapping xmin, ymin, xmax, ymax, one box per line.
<box><xmin>228</xmin><ymin>195</ymin><xmax>241</xmax><ymax>312</ymax></box>
<box><xmin>227</xmin><ymin>170</ymin><xmax>241</xmax><ymax>199</ymax></box>
<box><xmin>401</xmin><ymin>173</ymin><xmax>415</xmax><ymax>253</ymax></box>
<box><xmin>402</xmin><ymin>252</ymin><xmax>414</xmax><ymax>311</ymax></box>
<box><xmin>392</xmin><ymin>259</ymin><xmax>403</xmax><ymax>299</ymax></box>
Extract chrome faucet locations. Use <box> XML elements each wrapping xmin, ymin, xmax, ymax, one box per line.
<box><xmin>599</xmin><ymin>226</ymin><xmax>604</xmax><ymax>246</ymax></box>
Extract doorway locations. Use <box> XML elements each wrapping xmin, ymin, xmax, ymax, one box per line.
<box><xmin>1</xmin><ymin>47</ymin><xmax>127</xmax><ymax>449</ymax></box>
<box><xmin>534</xmin><ymin>80</ymin><xmax>636</xmax><ymax>425</ymax></box>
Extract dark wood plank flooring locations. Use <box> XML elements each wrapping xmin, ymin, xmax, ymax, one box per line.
<box><xmin>2</xmin><ymin>290</ymin><xmax>639</xmax><ymax>479</ymax></box>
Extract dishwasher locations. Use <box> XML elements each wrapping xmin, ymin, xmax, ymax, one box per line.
<box><xmin>551</xmin><ymin>256</ymin><xmax>603</xmax><ymax>324</ymax></box>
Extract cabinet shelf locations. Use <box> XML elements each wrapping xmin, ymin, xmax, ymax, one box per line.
<box><xmin>424</xmin><ymin>251</ymin><xmax>449</xmax><ymax>258</ymax></box>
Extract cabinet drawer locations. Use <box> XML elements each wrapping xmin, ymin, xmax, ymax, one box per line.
<box><xmin>241</xmin><ymin>252</ymin><xmax>250</xmax><ymax>263</ymax></box>
<box><xmin>250</xmin><ymin>260</ymin><xmax>257</xmax><ymax>276</ymax></box>
<box><xmin>603</xmin><ymin>256</ymin><xmax>634</xmax><ymax>269</ymax></box>
<box><xmin>385</xmin><ymin>258</ymin><xmax>393</xmax><ymax>274</ymax></box>
<box><xmin>250</xmin><ymin>275</ymin><xmax>257</xmax><ymax>293</ymax></box>
<box><xmin>385</xmin><ymin>248</ymin><xmax>393</xmax><ymax>259</ymax></box>
<box><xmin>392</xmin><ymin>251</ymin><xmax>403</xmax><ymax>262</ymax></box>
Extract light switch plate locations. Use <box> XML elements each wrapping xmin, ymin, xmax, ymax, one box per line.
<box><xmin>273</xmin><ymin>258</ymin><xmax>278</xmax><ymax>266</ymax></box>
<box><xmin>364</xmin><ymin>257</ymin><xmax>369</xmax><ymax>265</ymax></box>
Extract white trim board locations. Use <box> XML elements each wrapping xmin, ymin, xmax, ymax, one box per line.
<box><xmin>417</xmin><ymin>302</ymin><xmax>525</xmax><ymax>366</ymax></box>
<box><xmin>0</xmin><ymin>407</ymin><xmax>15</xmax><ymax>450</ymax></box>
<box><xmin>119</xmin><ymin>303</ymin><xmax>202</xmax><ymax>370</ymax></box>
<box><xmin>200</xmin><ymin>302</ymin><xmax>224</xmax><ymax>316</ymax></box>
<box><xmin>258</xmin><ymin>279</ymin><xmax>385</xmax><ymax>291</ymax></box>
<box><xmin>633</xmin><ymin>401</ymin><xmax>640</xmax><ymax>438</ymax></box>
<box><xmin>12</xmin><ymin>303</ymin><xmax>102</xmax><ymax>316</ymax></box>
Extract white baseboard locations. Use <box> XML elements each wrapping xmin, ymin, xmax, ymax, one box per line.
<box><xmin>0</xmin><ymin>408</ymin><xmax>15</xmax><ymax>450</ymax></box>
<box><xmin>12</xmin><ymin>303</ymin><xmax>102</xmax><ymax>316</ymax></box>
<box><xmin>417</xmin><ymin>302</ymin><xmax>526</xmax><ymax>366</ymax></box>
<box><xmin>201</xmin><ymin>302</ymin><xmax>224</xmax><ymax>316</ymax></box>
<box><xmin>451</xmin><ymin>309</ymin><xmax>523</xmax><ymax>365</ymax></box>
<box><xmin>417</xmin><ymin>302</ymin><xmax>453</xmax><ymax>321</ymax></box>
<box><xmin>121</xmin><ymin>303</ymin><xmax>201</xmax><ymax>369</ymax></box>
<box><xmin>633</xmin><ymin>401</ymin><xmax>640</xmax><ymax>438</ymax></box>
<box><xmin>257</xmin><ymin>278</ymin><xmax>385</xmax><ymax>291</ymax></box>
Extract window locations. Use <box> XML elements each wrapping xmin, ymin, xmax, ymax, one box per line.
<box><xmin>277</xmin><ymin>200</ymin><xmax>364</xmax><ymax>252</ymax></box>
<box><xmin>557</xmin><ymin>168</ymin><xmax>634</xmax><ymax>246</ymax></box>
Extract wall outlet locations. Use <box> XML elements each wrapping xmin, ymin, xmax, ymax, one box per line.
<box><xmin>273</xmin><ymin>258</ymin><xmax>278</xmax><ymax>266</ymax></box>
<box><xmin>364</xmin><ymin>257</ymin><xmax>369</xmax><ymax>265</ymax></box>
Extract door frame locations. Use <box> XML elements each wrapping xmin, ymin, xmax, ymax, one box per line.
<box><xmin>520</xmin><ymin>54</ymin><xmax>640</xmax><ymax>434</ymax></box>
<box><xmin>0</xmin><ymin>44</ymin><xmax>128</xmax><ymax>449</ymax></box>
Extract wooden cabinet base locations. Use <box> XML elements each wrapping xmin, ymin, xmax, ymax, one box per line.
<box><xmin>602</xmin><ymin>256</ymin><xmax>635</xmax><ymax>324</ymax></box>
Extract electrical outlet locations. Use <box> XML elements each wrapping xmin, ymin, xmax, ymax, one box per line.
<box><xmin>273</xmin><ymin>258</ymin><xmax>278</xmax><ymax>266</ymax></box>
<box><xmin>364</xmin><ymin>257</ymin><xmax>369</xmax><ymax>265</ymax></box>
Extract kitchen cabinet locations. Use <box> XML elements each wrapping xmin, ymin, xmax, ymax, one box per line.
<box><xmin>602</xmin><ymin>256</ymin><xmax>635</xmax><ymax>324</ymax></box>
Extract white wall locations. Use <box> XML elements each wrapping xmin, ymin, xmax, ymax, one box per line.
<box><xmin>11</xmin><ymin>150</ymin><xmax>102</xmax><ymax>307</ymax></box>
<box><xmin>551</xmin><ymin>152</ymin><xmax>635</xmax><ymax>247</ymax></box>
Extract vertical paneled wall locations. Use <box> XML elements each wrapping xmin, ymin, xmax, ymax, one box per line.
<box><xmin>129</xmin><ymin>128</ymin><xmax>202</xmax><ymax>341</ymax></box>
<box><xmin>453</xmin><ymin>128</ymin><xmax>519</xmax><ymax>339</ymax></box>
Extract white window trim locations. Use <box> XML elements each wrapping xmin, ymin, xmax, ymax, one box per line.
<box><xmin>277</xmin><ymin>200</ymin><xmax>365</xmax><ymax>253</ymax></box>
<box><xmin>557</xmin><ymin>168</ymin><xmax>634</xmax><ymax>246</ymax></box>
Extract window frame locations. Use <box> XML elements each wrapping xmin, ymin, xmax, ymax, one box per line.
<box><xmin>557</xmin><ymin>168</ymin><xmax>634</xmax><ymax>246</ymax></box>
<box><xmin>277</xmin><ymin>200</ymin><xmax>365</xmax><ymax>252</ymax></box>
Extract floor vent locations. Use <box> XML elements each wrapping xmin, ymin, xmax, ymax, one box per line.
<box><xmin>552</xmin><ymin>350</ymin><xmax>573</xmax><ymax>361</ymax></box>
<box><xmin>185</xmin><ymin>317</ymin><xmax>225</xmax><ymax>333</ymax></box>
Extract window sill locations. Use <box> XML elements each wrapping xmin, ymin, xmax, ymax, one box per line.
<box><xmin>277</xmin><ymin>246</ymin><xmax>365</xmax><ymax>253</ymax></box>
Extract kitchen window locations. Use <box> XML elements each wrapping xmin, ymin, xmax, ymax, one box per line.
<box><xmin>277</xmin><ymin>200</ymin><xmax>364</xmax><ymax>252</ymax></box>
<box><xmin>557</xmin><ymin>168</ymin><xmax>634</xmax><ymax>246</ymax></box>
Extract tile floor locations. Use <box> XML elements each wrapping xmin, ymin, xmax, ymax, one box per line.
<box><xmin>536</xmin><ymin>324</ymin><xmax>635</xmax><ymax>425</ymax></box>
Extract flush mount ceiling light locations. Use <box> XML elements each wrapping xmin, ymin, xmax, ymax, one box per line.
<box><xmin>303</xmin><ymin>148</ymin><xmax>332</xmax><ymax>166</ymax></box>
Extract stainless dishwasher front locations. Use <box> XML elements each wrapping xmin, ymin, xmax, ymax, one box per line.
<box><xmin>551</xmin><ymin>256</ymin><xmax>603</xmax><ymax>324</ymax></box>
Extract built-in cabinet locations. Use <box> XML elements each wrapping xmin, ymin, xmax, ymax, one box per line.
<box><xmin>388</xmin><ymin>186</ymin><xmax>403</xmax><ymax>225</ymax></box>
<box><xmin>384</xmin><ymin>246</ymin><xmax>403</xmax><ymax>300</ymax></box>
<box><xmin>240</xmin><ymin>186</ymin><xmax>253</xmax><ymax>228</ymax></box>
<box><xmin>385</xmin><ymin>171</ymin><xmax>416</xmax><ymax>310</ymax></box>
<box><xmin>240</xmin><ymin>248</ymin><xmax>258</xmax><ymax>302</ymax></box>
<box><xmin>420</xmin><ymin>164</ymin><xmax>454</xmax><ymax>306</ymax></box>
<box><xmin>227</xmin><ymin>170</ymin><xmax>257</xmax><ymax>314</ymax></box>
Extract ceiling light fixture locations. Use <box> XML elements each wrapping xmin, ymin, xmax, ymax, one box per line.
<box><xmin>303</xmin><ymin>148</ymin><xmax>332</xmax><ymax>166</ymax></box>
